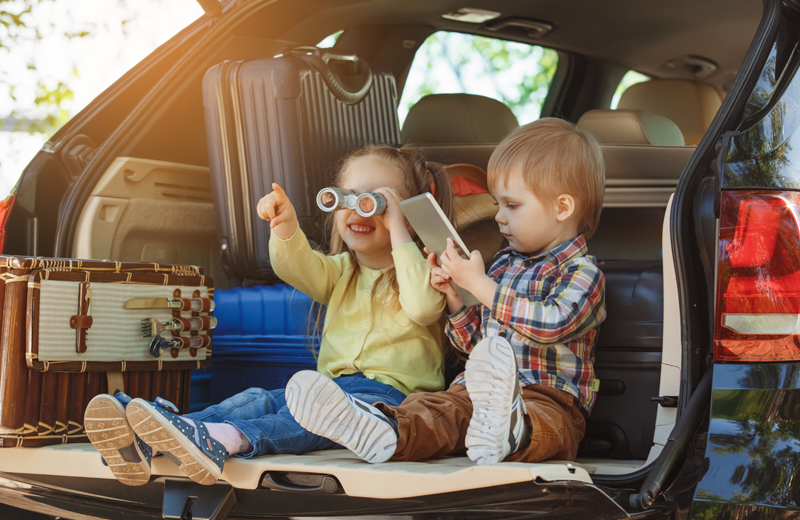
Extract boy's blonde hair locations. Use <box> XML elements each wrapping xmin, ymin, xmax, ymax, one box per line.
<box><xmin>488</xmin><ymin>117</ymin><xmax>605</xmax><ymax>238</ymax></box>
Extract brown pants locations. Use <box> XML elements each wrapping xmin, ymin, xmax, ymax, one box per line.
<box><xmin>374</xmin><ymin>384</ymin><xmax>586</xmax><ymax>463</ymax></box>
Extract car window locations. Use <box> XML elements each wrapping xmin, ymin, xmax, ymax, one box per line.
<box><xmin>742</xmin><ymin>41</ymin><xmax>782</xmax><ymax>121</ymax></box>
<box><xmin>610</xmin><ymin>70</ymin><xmax>650</xmax><ymax>109</ymax></box>
<box><xmin>318</xmin><ymin>31</ymin><xmax>343</xmax><ymax>48</ymax></box>
<box><xmin>398</xmin><ymin>31</ymin><xmax>558</xmax><ymax>126</ymax></box>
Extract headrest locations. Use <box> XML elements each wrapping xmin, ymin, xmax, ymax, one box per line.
<box><xmin>403</xmin><ymin>94</ymin><xmax>519</xmax><ymax>144</ymax></box>
<box><xmin>576</xmin><ymin>109</ymin><xmax>685</xmax><ymax>146</ymax></box>
<box><xmin>618</xmin><ymin>80</ymin><xmax>721</xmax><ymax>145</ymax></box>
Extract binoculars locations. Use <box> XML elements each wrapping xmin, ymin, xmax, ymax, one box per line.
<box><xmin>316</xmin><ymin>188</ymin><xmax>387</xmax><ymax>217</ymax></box>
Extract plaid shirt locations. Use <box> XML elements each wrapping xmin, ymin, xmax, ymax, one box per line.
<box><xmin>447</xmin><ymin>235</ymin><xmax>606</xmax><ymax>413</ymax></box>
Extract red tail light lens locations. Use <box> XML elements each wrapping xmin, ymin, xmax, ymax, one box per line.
<box><xmin>0</xmin><ymin>194</ymin><xmax>15</xmax><ymax>254</ymax></box>
<box><xmin>716</xmin><ymin>190</ymin><xmax>800</xmax><ymax>361</ymax></box>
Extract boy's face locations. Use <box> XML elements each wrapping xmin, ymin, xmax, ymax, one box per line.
<box><xmin>493</xmin><ymin>170</ymin><xmax>578</xmax><ymax>256</ymax></box>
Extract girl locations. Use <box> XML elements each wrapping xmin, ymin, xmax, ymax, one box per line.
<box><xmin>84</xmin><ymin>145</ymin><xmax>454</xmax><ymax>486</ymax></box>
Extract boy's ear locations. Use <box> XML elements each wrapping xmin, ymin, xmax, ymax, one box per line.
<box><xmin>554</xmin><ymin>194</ymin><xmax>576</xmax><ymax>222</ymax></box>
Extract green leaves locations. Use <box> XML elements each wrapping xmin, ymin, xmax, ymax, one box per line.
<box><xmin>0</xmin><ymin>1</ymin><xmax>40</xmax><ymax>44</ymax></box>
<box><xmin>399</xmin><ymin>31</ymin><xmax>559</xmax><ymax>125</ymax></box>
<box><xmin>0</xmin><ymin>0</ymin><xmax>78</xmax><ymax>136</ymax></box>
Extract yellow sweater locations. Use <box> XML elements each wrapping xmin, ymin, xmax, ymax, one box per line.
<box><xmin>269</xmin><ymin>228</ymin><xmax>446</xmax><ymax>395</ymax></box>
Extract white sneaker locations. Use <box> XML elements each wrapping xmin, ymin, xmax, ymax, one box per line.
<box><xmin>286</xmin><ymin>371</ymin><xmax>398</xmax><ymax>463</ymax></box>
<box><xmin>464</xmin><ymin>336</ymin><xmax>530</xmax><ymax>465</ymax></box>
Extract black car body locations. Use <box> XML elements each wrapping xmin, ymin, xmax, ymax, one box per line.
<box><xmin>1</xmin><ymin>0</ymin><xmax>799</xmax><ymax>518</ymax></box>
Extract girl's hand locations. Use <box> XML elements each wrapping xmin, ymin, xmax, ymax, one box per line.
<box><xmin>427</xmin><ymin>250</ymin><xmax>464</xmax><ymax>313</ymax></box>
<box><xmin>374</xmin><ymin>187</ymin><xmax>413</xmax><ymax>249</ymax></box>
<box><xmin>257</xmin><ymin>183</ymin><xmax>298</xmax><ymax>240</ymax></box>
<box><xmin>427</xmin><ymin>251</ymin><xmax>457</xmax><ymax>296</ymax></box>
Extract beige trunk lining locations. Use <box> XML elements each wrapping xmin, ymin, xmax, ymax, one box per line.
<box><xmin>0</xmin><ymin>445</ymin><xmax>601</xmax><ymax>497</ymax></box>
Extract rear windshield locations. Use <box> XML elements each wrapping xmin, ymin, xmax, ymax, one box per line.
<box><xmin>399</xmin><ymin>31</ymin><xmax>558</xmax><ymax>126</ymax></box>
<box><xmin>610</xmin><ymin>70</ymin><xmax>650</xmax><ymax>109</ymax></box>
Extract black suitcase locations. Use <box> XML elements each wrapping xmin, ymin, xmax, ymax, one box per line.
<box><xmin>203</xmin><ymin>47</ymin><xmax>401</xmax><ymax>283</ymax></box>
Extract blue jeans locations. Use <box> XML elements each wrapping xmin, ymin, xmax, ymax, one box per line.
<box><xmin>183</xmin><ymin>373</ymin><xmax>406</xmax><ymax>457</ymax></box>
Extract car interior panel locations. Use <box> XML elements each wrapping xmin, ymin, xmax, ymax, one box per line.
<box><xmin>71</xmin><ymin>157</ymin><xmax>228</xmax><ymax>289</ymax></box>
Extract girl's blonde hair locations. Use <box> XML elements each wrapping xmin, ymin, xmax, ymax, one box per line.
<box><xmin>488</xmin><ymin>118</ymin><xmax>605</xmax><ymax>238</ymax></box>
<box><xmin>309</xmin><ymin>145</ymin><xmax>453</xmax><ymax>352</ymax></box>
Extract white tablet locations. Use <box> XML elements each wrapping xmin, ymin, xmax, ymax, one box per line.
<box><xmin>399</xmin><ymin>193</ymin><xmax>480</xmax><ymax>307</ymax></box>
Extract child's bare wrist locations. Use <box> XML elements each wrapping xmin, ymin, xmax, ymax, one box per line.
<box><xmin>390</xmin><ymin>224</ymin><xmax>413</xmax><ymax>249</ymax></box>
<box><xmin>272</xmin><ymin>220</ymin><xmax>298</xmax><ymax>240</ymax></box>
<box><xmin>471</xmin><ymin>276</ymin><xmax>498</xmax><ymax>308</ymax></box>
<box><xmin>445</xmin><ymin>292</ymin><xmax>463</xmax><ymax>313</ymax></box>
<box><xmin>458</xmin><ymin>272</ymin><xmax>482</xmax><ymax>294</ymax></box>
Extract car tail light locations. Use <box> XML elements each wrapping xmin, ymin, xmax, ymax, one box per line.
<box><xmin>715</xmin><ymin>190</ymin><xmax>800</xmax><ymax>361</ymax></box>
<box><xmin>0</xmin><ymin>194</ymin><xmax>15</xmax><ymax>254</ymax></box>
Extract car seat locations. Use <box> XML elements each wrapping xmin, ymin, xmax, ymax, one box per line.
<box><xmin>576</xmin><ymin>108</ymin><xmax>685</xmax><ymax>146</ymax></box>
<box><xmin>402</xmin><ymin>93</ymin><xmax>519</xmax><ymax>144</ymax></box>
<box><xmin>617</xmin><ymin>79</ymin><xmax>722</xmax><ymax>145</ymax></box>
<box><xmin>403</xmin><ymin>94</ymin><xmax>519</xmax><ymax>170</ymax></box>
<box><xmin>573</xmin><ymin>108</ymin><xmax>691</xmax><ymax>459</ymax></box>
<box><xmin>576</xmin><ymin>108</ymin><xmax>694</xmax><ymax>260</ymax></box>
<box><xmin>403</xmin><ymin>93</ymin><xmax>519</xmax><ymax>264</ymax></box>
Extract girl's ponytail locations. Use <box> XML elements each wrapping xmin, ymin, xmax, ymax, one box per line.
<box><xmin>426</xmin><ymin>161</ymin><xmax>454</xmax><ymax>222</ymax></box>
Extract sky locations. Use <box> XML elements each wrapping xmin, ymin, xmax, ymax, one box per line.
<box><xmin>0</xmin><ymin>0</ymin><xmax>204</xmax><ymax>197</ymax></box>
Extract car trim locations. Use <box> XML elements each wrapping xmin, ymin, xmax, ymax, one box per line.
<box><xmin>0</xmin><ymin>444</ymin><xmax>593</xmax><ymax>498</ymax></box>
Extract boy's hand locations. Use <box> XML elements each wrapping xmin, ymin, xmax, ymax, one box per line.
<box><xmin>440</xmin><ymin>238</ymin><xmax>484</xmax><ymax>286</ymax></box>
<box><xmin>440</xmin><ymin>238</ymin><xmax>497</xmax><ymax>308</ymax></box>
<box><xmin>426</xmin><ymin>250</ymin><xmax>464</xmax><ymax>313</ymax></box>
<box><xmin>374</xmin><ymin>187</ymin><xmax>413</xmax><ymax>250</ymax></box>
<box><xmin>257</xmin><ymin>183</ymin><xmax>298</xmax><ymax>240</ymax></box>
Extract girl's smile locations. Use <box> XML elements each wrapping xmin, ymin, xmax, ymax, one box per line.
<box><xmin>335</xmin><ymin>155</ymin><xmax>407</xmax><ymax>269</ymax></box>
<box><xmin>347</xmin><ymin>221</ymin><xmax>376</xmax><ymax>234</ymax></box>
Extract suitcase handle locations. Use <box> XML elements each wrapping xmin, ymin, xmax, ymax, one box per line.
<box><xmin>290</xmin><ymin>46</ymin><xmax>358</xmax><ymax>65</ymax></box>
<box><xmin>290</xmin><ymin>47</ymin><xmax>374</xmax><ymax>103</ymax></box>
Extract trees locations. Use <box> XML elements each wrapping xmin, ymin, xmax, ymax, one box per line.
<box><xmin>1</xmin><ymin>0</ymin><xmax>94</xmax><ymax>135</ymax></box>
<box><xmin>398</xmin><ymin>31</ymin><xmax>558</xmax><ymax>125</ymax></box>
<box><xmin>0</xmin><ymin>0</ymin><xmax>200</xmax><ymax>195</ymax></box>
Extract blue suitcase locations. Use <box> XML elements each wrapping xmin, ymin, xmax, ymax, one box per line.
<box><xmin>199</xmin><ymin>285</ymin><xmax>318</xmax><ymax>404</ymax></box>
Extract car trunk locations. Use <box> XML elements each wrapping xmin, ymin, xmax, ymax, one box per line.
<box><xmin>0</xmin><ymin>138</ymin><xmax>684</xmax><ymax>520</ymax></box>
<box><xmin>3</xmin><ymin>0</ymin><xmax>775</xmax><ymax>515</ymax></box>
<box><xmin>0</xmin><ymin>182</ymin><xmax>682</xmax><ymax>520</ymax></box>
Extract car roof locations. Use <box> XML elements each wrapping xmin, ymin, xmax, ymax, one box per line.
<box><xmin>274</xmin><ymin>0</ymin><xmax>761</xmax><ymax>90</ymax></box>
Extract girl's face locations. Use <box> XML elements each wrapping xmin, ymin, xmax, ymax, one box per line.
<box><xmin>336</xmin><ymin>156</ymin><xmax>406</xmax><ymax>269</ymax></box>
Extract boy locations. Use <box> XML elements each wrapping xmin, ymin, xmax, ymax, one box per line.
<box><xmin>286</xmin><ymin>117</ymin><xmax>606</xmax><ymax>465</ymax></box>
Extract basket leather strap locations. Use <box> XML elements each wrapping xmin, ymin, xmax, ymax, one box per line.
<box><xmin>106</xmin><ymin>372</ymin><xmax>125</xmax><ymax>396</ymax></box>
<box><xmin>70</xmin><ymin>281</ymin><xmax>93</xmax><ymax>353</ymax></box>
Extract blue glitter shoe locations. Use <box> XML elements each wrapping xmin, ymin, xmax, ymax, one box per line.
<box><xmin>126</xmin><ymin>397</ymin><xmax>229</xmax><ymax>486</ymax></box>
<box><xmin>85</xmin><ymin>393</ymin><xmax>153</xmax><ymax>486</ymax></box>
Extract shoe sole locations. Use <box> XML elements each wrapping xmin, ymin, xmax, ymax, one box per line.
<box><xmin>464</xmin><ymin>337</ymin><xmax>518</xmax><ymax>464</ymax></box>
<box><xmin>286</xmin><ymin>371</ymin><xmax>396</xmax><ymax>463</ymax></box>
<box><xmin>126</xmin><ymin>400</ymin><xmax>220</xmax><ymax>486</ymax></box>
<box><xmin>84</xmin><ymin>395</ymin><xmax>151</xmax><ymax>486</ymax></box>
